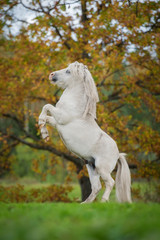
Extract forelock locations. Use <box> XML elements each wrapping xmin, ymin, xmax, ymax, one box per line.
<box><xmin>68</xmin><ymin>62</ymin><xmax>88</xmax><ymax>79</ymax></box>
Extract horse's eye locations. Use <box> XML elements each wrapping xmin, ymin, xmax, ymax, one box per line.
<box><xmin>66</xmin><ymin>69</ymin><xmax>71</xmax><ymax>74</ymax></box>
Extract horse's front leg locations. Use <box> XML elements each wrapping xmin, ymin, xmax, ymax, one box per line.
<box><xmin>39</xmin><ymin>103</ymin><xmax>71</xmax><ymax>141</ymax></box>
<box><xmin>39</xmin><ymin>104</ymin><xmax>55</xmax><ymax>127</ymax></box>
<box><xmin>39</xmin><ymin>104</ymin><xmax>56</xmax><ymax>141</ymax></box>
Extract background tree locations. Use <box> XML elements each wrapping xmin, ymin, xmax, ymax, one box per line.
<box><xmin>0</xmin><ymin>0</ymin><xmax>160</xmax><ymax>200</ymax></box>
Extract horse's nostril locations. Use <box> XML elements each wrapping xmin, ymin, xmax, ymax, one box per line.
<box><xmin>49</xmin><ymin>72</ymin><xmax>57</xmax><ymax>82</ymax></box>
<box><xmin>52</xmin><ymin>75</ymin><xmax>57</xmax><ymax>82</ymax></box>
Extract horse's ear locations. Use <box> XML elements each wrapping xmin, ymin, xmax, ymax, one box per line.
<box><xmin>83</xmin><ymin>66</ymin><xmax>99</xmax><ymax>119</ymax></box>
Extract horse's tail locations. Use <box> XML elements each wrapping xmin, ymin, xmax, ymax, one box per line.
<box><xmin>115</xmin><ymin>153</ymin><xmax>132</xmax><ymax>203</ymax></box>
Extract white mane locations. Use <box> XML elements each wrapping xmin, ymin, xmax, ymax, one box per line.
<box><xmin>69</xmin><ymin>62</ymin><xmax>99</xmax><ymax>119</ymax></box>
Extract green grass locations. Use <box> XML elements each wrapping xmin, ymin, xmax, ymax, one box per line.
<box><xmin>0</xmin><ymin>202</ymin><xmax>160</xmax><ymax>240</ymax></box>
<box><xmin>0</xmin><ymin>180</ymin><xmax>159</xmax><ymax>240</ymax></box>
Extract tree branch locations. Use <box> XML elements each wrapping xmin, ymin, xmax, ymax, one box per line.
<box><xmin>60</xmin><ymin>0</ymin><xmax>80</xmax><ymax>5</ymax></box>
<box><xmin>0</xmin><ymin>140</ymin><xmax>19</xmax><ymax>155</ymax></box>
<box><xmin>135</xmin><ymin>0</ymin><xmax>139</xmax><ymax>17</ymax></box>
<box><xmin>2</xmin><ymin>113</ymin><xmax>24</xmax><ymax>128</ymax></box>
<box><xmin>97</xmin><ymin>65</ymin><xmax>132</xmax><ymax>87</ymax></box>
<box><xmin>81</xmin><ymin>0</ymin><xmax>88</xmax><ymax>23</ymax></box>
<box><xmin>103</xmin><ymin>89</ymin><xmax>122</xmax><ymax>103</ymax></box>
<box><xmin>10</xmin><ymin>134</ymin><xmax>83</xmax><ymax>168</ymax></box>
<box><xmin>19</xmin><ymin>0</ymin><xmax>43</xmax><ymax>13</ymax></box>
<box><xmin>110</xmin><ymin>104</ymin><xmax>125</xmax><ymax>113</ymax></box>
<box><xmin>2</xmin><ymin>113</ymin><xmax>39</xmax><ymax>141</ymax></box>
<box><xmin>128</xmin><ymin>0</ymin><xmax>131</xmax><ymax>7</ymax></box>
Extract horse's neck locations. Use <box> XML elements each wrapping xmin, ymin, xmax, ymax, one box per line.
<box><xmin>56</xmin><ymin>83</ymin><xmax>87</xmax><ymax>116</ymax></box>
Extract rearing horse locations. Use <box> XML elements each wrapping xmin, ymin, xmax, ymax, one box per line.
<box><xmin>39</xmin><ymin>61</ymin><xmax>132</xmax><ymax>203</ymax></box>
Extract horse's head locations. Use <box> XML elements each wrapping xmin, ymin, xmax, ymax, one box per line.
<box><xmin>49</xmin><ymin>65</ymin><xmax>73</xmax><ymax>89</ymax></box>
<box><xmin>49</xmin><ymin>61</ymin><xmax>99</xmax><ymax>118</ymax></box>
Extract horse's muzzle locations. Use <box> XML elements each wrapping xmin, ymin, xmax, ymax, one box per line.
<box><xmin>49</xmin><ymin>72</ymin><xmax>58</xmax><ymax>82</ymax></box>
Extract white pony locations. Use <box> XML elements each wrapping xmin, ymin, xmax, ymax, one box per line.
<box><xmin>39</xmin><ymin>61</ymin><xmax>132</xmax><ymax>203</ymax></box>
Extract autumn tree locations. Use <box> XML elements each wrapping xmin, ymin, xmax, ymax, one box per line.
<box><xmin>0</xmin><ymin>0</ymin><xmax>160</xmax><ymax>200</ymax></box>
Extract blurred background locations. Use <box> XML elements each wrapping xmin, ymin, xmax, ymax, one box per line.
<box><xmin>0</xmin><ymin>0</ymin><xmax>160</xmax><ymax>203</ymax></box>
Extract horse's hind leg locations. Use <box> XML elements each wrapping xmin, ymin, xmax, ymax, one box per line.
<box><xmin>98</xmin><ymin>169</ymin><xmax>115</xmax><ymax>202</ymax></box>
<box><xmin>102</xmin><ymin>174</ymin><xmax>114</xmax><ymax>202</ymax></box>
<box><xmin>81</xmin><ymin>164</ymin><xmax>101</xmax><ymax>204</ymax></box>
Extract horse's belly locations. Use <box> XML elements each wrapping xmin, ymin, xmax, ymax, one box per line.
<box><xmin>57</xmin><ymin>119</ymin><xmax>100</xmax><ymax>158</ymax></box>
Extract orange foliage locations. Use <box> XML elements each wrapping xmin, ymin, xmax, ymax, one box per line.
<box><xmin>0</xmin><ymin>184</ymin><xmax>73</xmax><ymax>203</ymax></box>
<box><xmin>0</xmin><ymin>0</ymin><xmax>160</xmax><ymax>183</ymax></box>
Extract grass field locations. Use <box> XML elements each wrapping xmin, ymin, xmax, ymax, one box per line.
<box><xmin>0</xmin><ymin>180</ymin><xmax>160</xmax><ymax>240</ymax></box>
<box><xmin>0</xmin><ymin>202</ymin><xmax>160</xmax><ymax>240</ymax></box>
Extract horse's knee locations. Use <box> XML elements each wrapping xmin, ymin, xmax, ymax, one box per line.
<box><xmin>42</xmin><ymin>104</ymin><xmax>52</xmax><ymax>114</ymax></box>
<box><xmin>39</xmin><ymin>116</ymin><xmax>46</xmax><ymax>125</ymax></box>
<box><xmin>43</xmin><ymin>103</ymin><xmax>51</xmax><ymax>109</ymax></box>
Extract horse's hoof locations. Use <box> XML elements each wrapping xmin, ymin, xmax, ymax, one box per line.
<box><xmin>101</xmin><ymin>198</ymin><xmax>108</xmax><ymax>203</ymax></box>
<box><xmin>81</xmin><ymin>201</ymin><xmax>89</xmax><ymax>204</ymax></box>
<box><xmin>44</xmin><ymin>136</ymin><xmax>49</xmax><ymax>142</ymax></box>
<box><xmin>39</xmin><ymin>123</ymin><xmax>45</xmax><ymax>129</ymax></box>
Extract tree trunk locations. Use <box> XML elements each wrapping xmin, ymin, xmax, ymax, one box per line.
<box><xmin>78</xmin><ymin>175</ymin><xmax>91</xmax><ymax>202</ymax></box>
